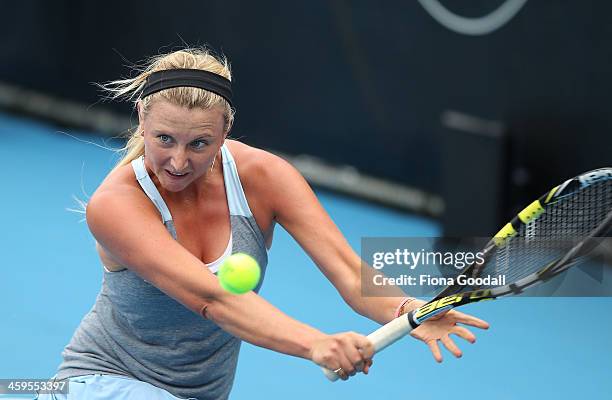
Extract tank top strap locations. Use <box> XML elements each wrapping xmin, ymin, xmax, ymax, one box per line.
<box><xmin>131</xmin><ymin>156</ymin><xmax>178</xmax><ymax>240</ymax></box>
<box><xmin>220</xmin><ymin>144</ymin><xmax>254</xmax><ymax>218</ymax></box>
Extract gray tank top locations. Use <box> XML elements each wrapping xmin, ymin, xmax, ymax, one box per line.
<box><xmin>56</xmin><ymin>144</ymin><xmax>268</xmax><ymax>400</ymax></box>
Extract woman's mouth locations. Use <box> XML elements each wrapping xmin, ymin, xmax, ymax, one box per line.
<box><xmin>166</xmin><ymin>170</ymin><xmax>189</xmax><ymax>179</ymax></box>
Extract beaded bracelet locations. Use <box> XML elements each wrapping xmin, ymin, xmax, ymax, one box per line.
<box><xmin>394</xmin><ymin>297</ymin><xmax>416</xmax><ymax>318</ymax></box>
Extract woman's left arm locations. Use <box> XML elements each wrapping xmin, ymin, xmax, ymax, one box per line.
<box><xmin>254</xmin><ymin>151</ymin><xmax>489</xmax><ymax>362</ymax></box>
<box><xmin>257</xmin><ymin>152</ymin><xmax>412</xmax><ymax>324</ymax></box>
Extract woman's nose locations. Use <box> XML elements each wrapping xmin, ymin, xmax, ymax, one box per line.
<box><xmin>170</xmin><ymin>149</ymin><xmax>189</xmax><ymax>171</ymax></box>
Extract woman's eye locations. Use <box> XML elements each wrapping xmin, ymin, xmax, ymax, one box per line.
<box><xmin>158</xmin><ymin>134</ymin><xmax>171</xmax><ymax>144</ymax></box>
<box><xmin>191</xmin><ymin>140</ymin><xmax>208</xmax><ymax>149</ymax></box>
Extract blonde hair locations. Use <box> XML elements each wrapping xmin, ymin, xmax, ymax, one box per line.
<box><xmin>101</xmin><ymin>47</ymin><xmax>234</xmax><ymax>171</ymax></box>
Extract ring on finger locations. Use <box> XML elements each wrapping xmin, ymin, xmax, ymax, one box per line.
<box><xmin>334</xmin><ymin>367</ymin><xmax>347</xmax><ymax>379</ymax></box>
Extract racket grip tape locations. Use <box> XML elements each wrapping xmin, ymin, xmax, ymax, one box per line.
<box><xmin>321</xmin><ymin>314</ymin><xmax>414</xmax><ymax>381</ymax></box>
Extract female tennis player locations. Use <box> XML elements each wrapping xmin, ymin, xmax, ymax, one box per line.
<box><xmin>39</xmin><ymin>48</ymin><xmax>489</xmax><ymax>400</ymax></box>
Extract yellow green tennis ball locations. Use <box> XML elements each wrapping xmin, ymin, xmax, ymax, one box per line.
<box><xmin>218</xmin><ymin>253</ymin><xmax>261</xmax><ymax>294</ymax></box>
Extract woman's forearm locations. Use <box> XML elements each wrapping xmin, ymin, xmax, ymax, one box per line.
<box><xmin>205</xmin><ymin>291</ymin><xmax>326</xmax><ymax>359</ymax></box>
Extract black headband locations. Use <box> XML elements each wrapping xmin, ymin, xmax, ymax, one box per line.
<box><xmin>141</xmin><ymin>69</ymin><xmax>233</xmax><ymax>107</ymax></box>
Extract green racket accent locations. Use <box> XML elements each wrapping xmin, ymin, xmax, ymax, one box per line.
<box><xmin>493</xmin><ymin>222</ymin><xmax>517</xmax><ymax>246</ymax></box>
<box><xmin>518</xmin><ymin>199</ymin><xmax>545</xmax><ymax>223</ymax></box>
<box><xmin>544</xmin><ymin>185</ymin><xmax>559</xmax><ymax>204</ymax></box>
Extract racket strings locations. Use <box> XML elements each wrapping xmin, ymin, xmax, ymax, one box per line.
<box><xmin>475</xmin><ymin>178</ymin><xmax>612</xmax><ymax>289</ymax></box>
<box><xmin>544</xmin><ymin>179</ymin><xmax>612</xmax><ymax>238</ymax></box>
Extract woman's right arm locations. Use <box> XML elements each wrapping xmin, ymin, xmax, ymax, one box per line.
<box><xmin>86</xmin><ymin>186</ymin><xmax>373</xmax><ymax>378</ymax></box>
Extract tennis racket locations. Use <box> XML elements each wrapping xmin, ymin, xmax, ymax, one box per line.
<box><xmin>323</xmin><ymin>167</ymin><xmax>612</xmax><ymax>381</ymax></box>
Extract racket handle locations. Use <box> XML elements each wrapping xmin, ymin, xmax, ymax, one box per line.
<box><xmin>321</xmin><ymin>314</ymin><xmax>414</xmax><ymax>381</ymax></box>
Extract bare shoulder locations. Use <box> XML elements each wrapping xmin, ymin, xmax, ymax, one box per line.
<box><xmin>225</xmin><ymin>139</ymin><xmax>299</xmax><ymax>188</ymax></box>
<box><xmin>225</xmin><ymin>140</ymin><xmax>315</xmax><ymax>219</ymax></box>
<box><xmin>88</xmin><ymin>162</ymin><xmax>159</xmax><ymax>223</ymax></box>
<box><xmin>86</xmin><ymin>164</ymin><xmax>165</xmax><ymax>265</ymax></box>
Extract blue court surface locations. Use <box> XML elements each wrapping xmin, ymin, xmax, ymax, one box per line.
<box><xmin>1</xmin><ymin>112</ymin><xmax>611</xmax><ymax>399</ymax></box>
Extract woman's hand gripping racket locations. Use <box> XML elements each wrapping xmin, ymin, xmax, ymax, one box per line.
<box><xmin>323</xmin><ymin>167</ymin><xmax>612</xmax><ymax>381</ymax></box>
